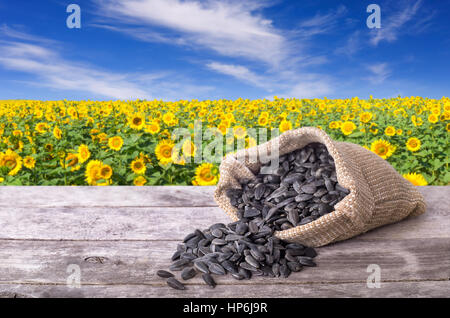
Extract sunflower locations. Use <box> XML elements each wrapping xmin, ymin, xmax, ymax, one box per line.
<box><xmin>328</xmin><ymin>121</ymin><xmax>339</xmax><ymax>129</ymax></box>
<box><xmin>134</xmin><ymin>175</ymin><xmax>147</xmax><ymax>186</ymax></box>
<box><xmin>217</xmin><ymin>122</ymin><xmax>228</xmax><ymax>135</ymax></box>
<box><xmin>406</xmin><ymin>137</ymin><xmax>421</xmax><ymax>152</ymax></box>
<box><xmin>108</xmin><ymin>136</ymin><xmax>123</xmax><ymax>151</ymax></box>
<box><xmin>160</xmin><ymin>129</ymin><xmax>171</xmax><ymax>140</ymax></box>
<box><xmin>369</xmin><ymin>123</ymin><xmax>378</xmax><ymax>134</ymax></box>
<box><xmin>279</xmin><ymin>120</ymin><xmax>292</xmax><ymax>133</ymax></box>
<box><xmin>428</xmin><ymin>114</ymin><xmax>438</xmax><ymax>124</ymax></box>
<box><xmin>13</xmin><ymin>130</ymin><xmax>22</xmax><ymax>137</ymax></box>
<box><xmin>100</xmin><ymin>164</ymin><xmax>113</xmax><ymax>179</ymax></box>
<box><xmin>64</xmin><ymin>153</ymin><xmax>81</xmax><ymax>171</ymax></box>
<box><xmin>130</xmin><ymin>158</ymin><xmax>146</xmax><ymax>174</ymax></box>
<box><xmin>233</xmin><ymin>126</ymin><xmax>247</xmax><ymax>139</ymax></box>
<box><xmin>359</xmin><ymin>112</ymin><xmax>373</xmax><ymax>123</ymax></box>
<box><xmin>53</xmin><ymin>126</ymin><xmax>62</xmax><ymax>139</ymax></box>
<box><xmin>67</xmin><ymin>106</ymin><xmax>77</xmax><ymax>118</ymax></box>
<box><xmin>128</xmin><ymin>113</ymin><xmax>145</xmax><ymax>130</ymax></box>
<box><xmin>384</xmin><ymin>126</ymin><xmax>396</xmax><ymax>137</ymax></box>
<box><xmin>194</xmin><ymin>163</ymin><xmax>219</xmax><ymax>186</ymax></box>
<box><xmin>396</xmin><ymin>129</ymin><xmax>403</xmax><ymax>135</ymax></box>
<box><xmin>162</xmin><ymin>112</ymin><xmax>176</xmax><ymax>126</ymax></box>
<box><xmin>97</xmin><ymin>133</ymin><xmax>108</xmax><ymax>144</ymax></box>
<box><xmin>403</xmin><ymin>173</ymin><xmax>428</xmax><ymax>186</ymax></box>
<box><xmin>35</xmin><ymin>122</ymin><xmax>49</xmax><ymax>133</ymax></box>
<box><xmin>446</xmin><ymin>123</ymin><xmax>450</xmax><ymax>132</ymax></box>
<box><xmin>341</xmin><ymin>121</ymin><xmax>356</xmax><ymax>135</ymax></box>
<box><xmin>78</xmin><ymin>144</ymin><xmax>91</xmax><ymax>163</ymax></box>
<box><xmin>411</xmin><ymin>115</ymin><xmax>423</xmax><ymax>127</ymax></box>
<box><xmin>145</xmin><ymin>121</ymin><xmax>160</xmax><ymax>135</ymax></box>
<box><xmin>155</xmin><ymin>139</ymin><xmax>174</xmax><ymax>165</ymax></box>
<box><xmin>370</xmin><ymin>139</ymin><xmax>394</xmax><ymax>159</ymax></box>
<box><xmin>85</xmin><ymin>160</ymin><xmax>103</xmax><ymax>185</ymax></box>
<box><xmin>44</xmin><ymin>144</ymin><xmax>53</xmax><ymax>152</ymax></box>
<box><xmin>258</xmin><ymin>113</ymin><xmax>269</xmax><ymax>126</ymax></box>
<box><xmin>23</xmin><ymin>156</ymin><xmax>36</xmax><ymax>169</ymax></box>
<box><xmin>182</xmin><ymin>139</ymin><xmax>197</xmax><ymax>158</ymax></box>
<box><xmin>0</xmin><ymin>149</ymin><xmax>22</xmax><ymax>176</ymax></box>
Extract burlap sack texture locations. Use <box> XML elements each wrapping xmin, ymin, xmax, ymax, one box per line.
<box><xmin>214</xmin><ymin>127</ymin><xmax>426</xmax><ymax>247</ymax></box>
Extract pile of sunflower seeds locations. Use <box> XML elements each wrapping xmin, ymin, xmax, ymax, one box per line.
<box><xmin>157</xmin><ymin>142</ymin><xmax>349</xmax><ymax>290</ymax></box>
<box><xmin>157</xmin><ymin>222</ymin><xmax>317</xmax><ymax>290</ymax></box>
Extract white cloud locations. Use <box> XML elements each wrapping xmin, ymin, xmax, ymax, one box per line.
<box><xmin>206</xmin><ymin>62</ymin><xmax>268</xmax><ymax>89</ymax></box>
<box><xmin>334</xmin><ymin>30</ymin><xmax>362</xmax><ymax>56</ymax></box>
<box><xmin>94</xmin><ymin>0</ymin><xmax>287</xmax><ymax>65</ymax></box>
<box><xmin>370</xmin><ymin>0</ymin><xmax>422</xmax><ymax>46</ymax></box>
<box><xmin>0</xmin><ymin>41</ymin><xmax>151</xmax><ymax>100</ymax></box>
<box><xmin>0</xmin><ymin>28</ymin><xmax>213</xmax><ymax>100</ymax></box>
<box><xmin>278</xmin><ymin>77</ymin><xmax>333</xmax><ymax>99</ymax></box>
<box><xmin>296</xmin><ymin>5</ymin><xmax>347</xmax><ymax>37</ymax></box>
<box><xmin>366</xmin><ymin>63</ymin><xmax>391</xmax><ymax>84</ymax></box>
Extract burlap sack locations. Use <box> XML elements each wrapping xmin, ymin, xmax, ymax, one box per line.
<box><xmin>214</xmin><ymin>127</ymin><xmax>426</xmax><ymax>247</ymax></box>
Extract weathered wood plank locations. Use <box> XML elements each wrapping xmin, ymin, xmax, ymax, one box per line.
<box><xmin>0</xmin><ymin>207</ymin><xmax>229</xmax><ymax>241</ymax></box>
<box><xmin>0</xmin><ymin>186</ymin><xmax>445</xmax><ymax>209</ymax></box>
<box><xmin>0</xmin><ymin>239</ymin><xmax>448</xmax><ymax>285</ymax></box>
<box><xmin>0</xmin><ymin>186</ymin><xmax>217</xmax><ymax>207</ymax></box>
<box><xmin>0</xmin><ymin>186</ymin><xmax>447</xmax><ymax>298</ymax></box>
<box><xmin>0</xmin><ymin>281</ymin><xmax>448</xmax><ymax>298</ymax></box>
<box><xmin>0</xmin><ymin>188</ymin><xmax>447</xmax><ymax>241</ymax></box>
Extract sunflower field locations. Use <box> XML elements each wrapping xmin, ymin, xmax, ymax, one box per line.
<box><xmin>0</xmin><ymin>97</ymin><xmax>448</xmax><ymax>186</ymax></box>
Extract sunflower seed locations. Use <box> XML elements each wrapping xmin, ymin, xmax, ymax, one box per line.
<box><xmin>171</xmin><ymin>250</ymin><xmax>181</xmax><ymax>261</ymax></box>
<box><xmin>209</xmin><ymin>263</ymin><xmax>226</xmax><ymax>275</ymax></box>
<box><xmin>280</xmin><ymin>264</ymin><xmax>291</xmax><ymax>278</ymax></box>
<box><xmin>167</xmin><ymin>277</ymin><xmax>185</xmax><ymax>290</ymax></box>
<box><xmin>211</xmin><ymin>238</ymin><xmax>227</xmax><ymax>246</ymax></box>
<box><xmin>221</xmin><ymin>260</ymin><xmax>238</xmax><ymax>274</ymax></box>
<box><xmin>297</xmin><ymin>256</ymin><xmax>317</xmax><ymax>267</ymax></box>
<box><xmin>181</xmin><ymin>267</ymin><xmax>197</xmax><ymax>280</ymax></box>
<box><xmin>287</xmin><ymin>262</ymin><xmax>303</xmax><ymax>272</ymax></box>
<box><xmin>183</xmin><ymin>233</ymin><xmax>196</xmax><ymax>243</ymax></box>
<box><xmin>156</xmin><ymin>270</ymin><xmax>174</xmax><ymax>278</ymax></box>
<box><xmin>211</xmin><ymin>229</ymin><xmax>223</xmax><ymax>238</ymax></box>
<box><xmin>244</xmin><ymin>207</ymin><xmax>261</xmax><ymax>218</ymax></box>
<box><xmin>202</xmin><ymin>273</ymin><xmax>216</xmax><ymax>289</ymax></box>
<box><xmin>304</xmin><ymin>247</ymin><xmax>318</xmax><ymax>258</ymax></box>
<box><xmin>301</xmin><ymin>184</ymin><xmax>317</xmax><ymax>194</ymax></box>
<box><xmin>295</xmin><ymin>194</ymin><xmax>314</xmax><ymax>202</ymax></box>
<box><xmin>194</xmin><ymin>261</ymin><xmax>209</xmax><ymax>274</ymax></box>
<box><xmin>245</xmin><ymin>255</ymin><xmax>260</xmax><ymax>268</ymax></box>
<box><xmin>254</xmin><ymin>183</ymin><xmax>266</xmax><ymax>200</ymax></box>
<box><xmin>239</xmin><ymin>261</ymin><xmax>259</xmax><ymax>272</ymax></box>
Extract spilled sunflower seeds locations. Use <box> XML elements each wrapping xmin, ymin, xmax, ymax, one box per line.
<box><xmin>157</xmin><ymin>142</ymin><xmax>349</xmax><ymax>290</ymax></box>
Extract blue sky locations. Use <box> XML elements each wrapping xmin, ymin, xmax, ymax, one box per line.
<box><xmin>0</xmin><ymin>0</ymin><xmax>449</xmax><ymax>100</ymax></box>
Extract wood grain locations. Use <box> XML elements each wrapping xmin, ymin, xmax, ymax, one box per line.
<box><xmin>0</xmin><ymin>239</ymin><xmax>448</xmax><ymax>285</ymax></box>
<box><xmin>0</xmin><ymin>186</ymin><xmax>447</xmax><ymax>241</ymax></box>
<box><xmin>1</xmin><ymin>281</ymin><xmax>448</xmax><ymax>298</ymax></box>
<box><xmin>0</xmin><ymin>186</ymin><xmax>447</xmax><ymax>298</ymax></box>
<box><xmin>0</xmin><ymin>186</ymin><xmax>217</xmax><ymax>207</ymax></box>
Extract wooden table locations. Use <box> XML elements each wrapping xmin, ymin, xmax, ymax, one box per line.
<box><xmin>0</xmin><ymin>186</ymin><xmax>448</xmax><ymax>298</ymax></box>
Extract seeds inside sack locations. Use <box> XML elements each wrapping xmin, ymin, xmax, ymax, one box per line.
<box><xmin>228</xmin><ymin>142</ymin><xmax>350</xmax><ymax>230</ymax></box>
